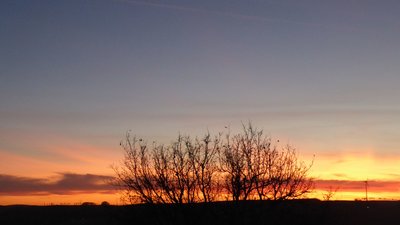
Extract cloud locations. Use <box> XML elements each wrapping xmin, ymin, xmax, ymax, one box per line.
<box><xmin>1</xmin><ymin>173</ymin><xmax>399</xmax><ymax>197</ymax></box>
<box><xmin>0</xmin><ymin>173</ymin><xmax>116</xmax><ymax>196</ymax></box>
<box><xmin>332</xmin><ymin>173</ymin><xmax>350</xmax><ymax>179</ymax></box>
<box><xmin>315</xmin><ymin>179</ymin><xmax>400</xmax><ymax>193</ymax></box>
<box><xmin>115</xmin><ymin>0</ymin><xmax>321</xmax><ymax>27</ymax></box>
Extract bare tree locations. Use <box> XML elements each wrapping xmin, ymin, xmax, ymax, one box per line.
<box><xmin>322</xmin><ymin>186</ymin><xmax>339</xmax><ymax>201</ymax></box>
<box><xmin>219</xmin><ymin>123</ymin><xmax>314</xmax><ymax>201</ymax></box>
<box><xmin>219</xmin><ymin>123</ymin><xmax>272</xmax><ymax>201</ymax></box>
<box><xmin>114</xmin><ymin>123</ymin><xmax>314</xmax><ymax>204</ymax></box>
<box><xmin>219</xmin><ymin>132</ymin><xmax>246</xmax><ymax>201</ymax></box>
<box><xmin>113</xmin><ymin>132</ymin><xmax>221</xmax><ymax>204</ymax></box>
<box><xmin>252</xmin><ymin>135</ymin><xmax>276</xmax><ymax>200</ymax></box>
<box><xmin>188</xmin><ymin>134</ymin><xmax>221</xmax><ymax>202</ymax></box>
<box><xmin>112</xmin><ymin>133</ymin><xmax>159</xmax><ymax>204</ymax></box>
<box><xmin>267</xmin><ymin>145</ymin><xmax>314</xmax><ymax>200</ymax></box>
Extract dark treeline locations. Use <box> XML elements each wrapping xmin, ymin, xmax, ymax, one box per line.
<box><xmin>113</xmin><ymin>123</ymin><xmax>314</xmax><ymax>204</ymax></box>
<box><xmin>2</xmin><ymin>201</ymin><xmax>399</xmax><ymax>225</ymax></box>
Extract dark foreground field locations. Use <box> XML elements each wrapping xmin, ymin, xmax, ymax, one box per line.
<box><xmin>1</xmin><ymin>200</ymin><xmax>399</xmax><ymax>225</ymax></box>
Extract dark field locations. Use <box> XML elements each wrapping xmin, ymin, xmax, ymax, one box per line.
<box><xmin>1</xmin><ymin>200</ymin><xmax>399</xmax><ymax>225</ymax></box>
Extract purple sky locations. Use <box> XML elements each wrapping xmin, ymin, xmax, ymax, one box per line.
<box><xmin>1</xmin><ymin>0</ymin><xmax>400</xmax><ymax>203</ymax></box>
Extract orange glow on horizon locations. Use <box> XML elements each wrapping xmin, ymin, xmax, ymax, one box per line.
<box><xmin>2</xmin><ymin>142</ymin><xmax>400</xmax><ymax>205</ymax></box>
<box><xmin>0</xmin><ymin>193</ymin><xmax>121</xmax><ymax>206</ymax></box>
<box><xmin>2</xmin><ymin>189</ymin><xmax>399</xmax><ymax>206</ymax></box>
<box><xmin>306</xmin><ymin>150</ymin><xmax>400</xmax><ymax>180</ymax></box>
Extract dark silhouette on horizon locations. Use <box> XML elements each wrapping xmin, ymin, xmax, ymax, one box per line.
<box><xmin>1</xmin><ymin>200</ymin><xmax>399</xmax><ymax>225</ymax></box>
<box><xmin>113</xmin><ymin>123</ymin><xmax>313</xmax><ymax>204</ymax></box>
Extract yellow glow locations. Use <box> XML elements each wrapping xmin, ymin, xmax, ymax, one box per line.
<box><xmin>310</xmin><ymin>190</ymin><xmax>400</xmax><ymax>201</ymax></box>
<box><xmin>307</xmin><ymin>150</ymin><xmax>400</xmax><ymax>180</ymax></box>
<box><xmin>2</xmin><ymin>143</ymin><xmax>400</xmax><ymax>205</ymax></box>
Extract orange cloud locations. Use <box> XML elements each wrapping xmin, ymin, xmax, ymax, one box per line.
<box><xmin>315</xmin><ymin>179</ymin><xmax>400</xmax><ymax>193</ymax></box>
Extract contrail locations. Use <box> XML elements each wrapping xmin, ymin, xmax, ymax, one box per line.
<box><xmin>112</xmin><ymin>0</ymin><xmax>324</xmax><ymax>27</ymax></box>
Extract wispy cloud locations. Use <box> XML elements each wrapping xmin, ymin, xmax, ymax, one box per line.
<box><xmin>2</xmin><ymin>173</ymin><xmax>399</xmax><ymax>196</ymax></box>
<box><xmin>114</xmin><ymin>0</ymin><xmax>322</xmax><ymax>27</ymax></box>
<box><xmin>0</xmin><ymin>173</ymin><xmax>115</xmax><ymax>196</ymax></box>
<box><xmin>315</xmin><ymin>179</ymin><xmax>400</xmax><ymax>193</ymax></box>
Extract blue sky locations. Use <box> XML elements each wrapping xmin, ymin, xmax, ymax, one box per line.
<box><xmin>1</xmin><ymin>0</ymin><xmax>400</xmax><ymax>187</ymax></box>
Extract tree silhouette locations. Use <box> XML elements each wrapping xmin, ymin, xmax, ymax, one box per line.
<box><xmin>113</xmin><ymin>123</ymin><xmax>313</xmax><ymax>204</ymax></box>
<box><xmin>218</xmin><ymin>124</ymin><xmax>266</xmax><ymax>201</ymax></box>
<box><xmin>113</xmin><ymin>133</ymin><xmax>221</xmax><ymax>203</ymax></box>
<box><xmin>267</xmin><ymin>145</ymin><xmax>314</xmax><ymax>200</ymax></box>
<box><xmin>218</xmin><ymin>123</ymin><xmax>313</xmax><ymax>201</ymax></box>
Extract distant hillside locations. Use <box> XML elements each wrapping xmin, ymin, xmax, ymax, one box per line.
<box><xmin>1</xmin><ymin>200</ymin><xmax>399</xmax><ymax>225</ymax></box>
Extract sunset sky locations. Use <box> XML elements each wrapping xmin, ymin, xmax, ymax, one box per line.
<box><xmin>1</xmin><ymin>0</ymin><xmax>400</xmax><ymax>205</ymax></box>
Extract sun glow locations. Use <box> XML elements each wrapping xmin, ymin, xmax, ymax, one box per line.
<box><xmin>306</xmin><ymin>150</ymin><xmax>400</xmax><ymax>201</ymax></box>
<box><xmin>2</xmin><ymin>145</ymin><xmax>400</xmax><ymax>205</ymax></box>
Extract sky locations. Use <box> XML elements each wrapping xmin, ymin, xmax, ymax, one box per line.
<box><xmin>1</xmin><ymin>0</ymin><xmax>400</xmax><ymax>204</ymax></box>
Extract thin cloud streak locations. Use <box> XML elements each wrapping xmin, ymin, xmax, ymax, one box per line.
<box><xmin>315</xmin><ymin>179</ymin><xmax>400</xmax><ymax>193</ymax></box>
<box><xmin>1</xmin><ymin>173</ymin><xmax>399</xmax><ymax>197</ymax></box>
<box><xmin>0</xmin><ymin>173</ymin><xmax>116</xmax><ymax>196</ymax></box>
<box><xmin>114</xmin><ymin>0</ymin><xmax>323</xmax><ymax>27</ymax></box>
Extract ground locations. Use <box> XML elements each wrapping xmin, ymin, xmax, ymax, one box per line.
<box><xmin>1</xmin><ymin>200</ymin><xmax>399</xmax><ymax>225</ymax></box>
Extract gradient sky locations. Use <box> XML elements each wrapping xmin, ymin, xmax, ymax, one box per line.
<box><xmin>1</xmin><ymin>0</ymin><xmax>400</xmax><ymax>204</ymax></box>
